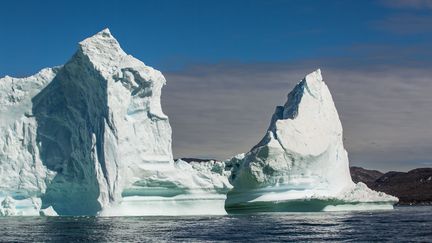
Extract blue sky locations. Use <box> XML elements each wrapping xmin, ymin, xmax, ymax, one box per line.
<box><xmin>2</xmin><ymin>0</ymin><xmax>429</xmax><ymax>75</ymax></box>
<box><xmin>1</xmin><ymin>0</ymin><xmax>432</xmax><ymax>171</ymax></box>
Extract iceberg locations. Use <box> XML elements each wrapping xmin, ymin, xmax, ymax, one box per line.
<box><xmin>29</xmin><ymin>28</ymin><xmax>175</xmax><ymax>215</ymax></box>
<box><xmin>0</xmin><ymin>29</ymin><xmax>230</xmax><ymax>216</ymax></box>
<box><xmin>225</xmin><ymin>69</ymin><xmax>398</xmax><ymax>213</ymax></box>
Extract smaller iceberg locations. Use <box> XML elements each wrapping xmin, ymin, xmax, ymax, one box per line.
<box><xmin>225</xmin><ymin>69</ymin><xmax>397</xmax><ymax>213</ymax></box>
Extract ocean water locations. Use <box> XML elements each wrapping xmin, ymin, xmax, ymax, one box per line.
<box><xmin>0</xmin><ymin>206</ymin><xmax>431</xmax><ymax>242</ymax></box>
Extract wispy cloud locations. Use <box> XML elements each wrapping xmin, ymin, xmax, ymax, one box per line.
<box><xmin>376</xmin><ymin>0</ymin><xmax>432</xmax><ymax>35</ymax></box>
<box><xmin>374</xmin><ymin>13</ymin><xmax>432</xmax><ymax>34</ymax></box>
<box><xmin>380</xmin><ymin>0</ymin><xmax>432</xmax><ymax>10</ymax></box>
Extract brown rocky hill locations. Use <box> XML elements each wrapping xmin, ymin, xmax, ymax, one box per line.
<box><xmin>350</xmin><ymin>166</ymin><xmax>383</xmax><ymax>188</ymax></box>
<box><xmin>350</xmin><ymin>167</ymin><xmax>432</xmax><ymax>205</ymax></box>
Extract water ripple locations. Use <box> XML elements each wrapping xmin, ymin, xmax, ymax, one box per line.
<box><xmin>0</xmin><ymin>206</ymin><xmax>431</xmax><ymax>242</ymax></box>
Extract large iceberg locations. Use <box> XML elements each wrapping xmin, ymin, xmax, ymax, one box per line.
<box><xmin>225</xmin><ymin>69</ymin><xmax>397</xmax><ymax>213</ymax></box>
<box><xmin>0</xmin><ymin>29</ymin><xmax>230</xmax><ymax>216</ymax></box>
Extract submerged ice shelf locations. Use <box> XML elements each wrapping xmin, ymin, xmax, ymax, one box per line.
<box><xmin>0</xmin><ymin>29</ymin><xmax>396</xmax><ymax>216</ymax></box>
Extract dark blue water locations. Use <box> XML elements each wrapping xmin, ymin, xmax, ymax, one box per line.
<box><xmin>0</xmin><ymin>206</ymin><xmax>431</xmax><ymax>242</ymax></box>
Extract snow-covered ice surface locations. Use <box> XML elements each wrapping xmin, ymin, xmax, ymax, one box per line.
<box><xmin>225</xmin><ymin>69</ymin><xmax>398</xmax><ymax>213</ymax></box>
<box><xmin>0</xmin><ymin>29</ymin><xmax>396</xmax><ymax>216</ymax></box>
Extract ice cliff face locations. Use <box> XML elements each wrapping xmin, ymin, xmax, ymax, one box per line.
<box><xmin>225</xmin><ymin>70</ymin><xmax>397</xmax><ymax>213</ymax></box>
<box><xmin>0</xmin><ymin>68</ymin><xmax>58</xmax><ymax>215</ymax></box>
<box><xmin>31</xmin><ymin>29</ymin><xmax>173</xmax><ymax>215</ymax></box>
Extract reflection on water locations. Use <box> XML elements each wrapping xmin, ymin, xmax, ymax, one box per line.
<box><xmin>0</xmin><ymin>206</ymin><xmax>431</xmax><ymax>242</ymax></box>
